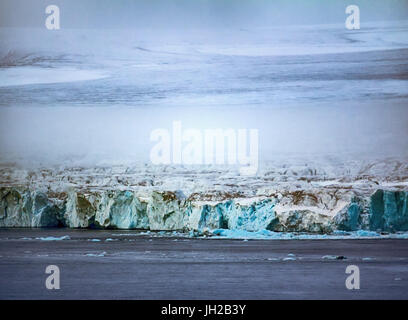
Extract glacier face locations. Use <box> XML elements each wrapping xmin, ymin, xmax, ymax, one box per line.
<box><xmin>1</xmin><ymin>187</ymin><xmax>407</xmax><ymax>233</ymax></box>
<box><xmin>369</xmin><ymin>190</ymin><xmax>408</xmax><ymax>232</ymax></box>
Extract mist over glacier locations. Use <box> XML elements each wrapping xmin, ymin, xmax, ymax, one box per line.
<box><xmin>0</xmin><ymin>0</ymin><xmax>407</xmax><ymax>166</ymax></box>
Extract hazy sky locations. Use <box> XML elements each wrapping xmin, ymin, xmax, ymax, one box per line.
<box><xmin>1</xmin><ymin>0</ymin><xmax>408</xmax><ymax>29</ymax></box>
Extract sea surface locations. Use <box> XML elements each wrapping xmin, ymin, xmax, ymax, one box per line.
<box><xmin>1</xmin><ymin>228</ymin><xmax>408</xmax><ymax>299</ymax></box>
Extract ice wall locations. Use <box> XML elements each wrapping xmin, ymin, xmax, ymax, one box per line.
<box><xmin>1</xmin><ymin>187</ymin><xmax>407</xmax><ymax>233</ymax></box>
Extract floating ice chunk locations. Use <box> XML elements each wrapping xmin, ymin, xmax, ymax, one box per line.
<box><xmin>86</xmin><ymin>252</ymin><xmax>106</xmax><ymax>257</ymax></box>
<box><xmin>283</xmin><ymin>257</ymin><xmax>296</xmax><ymax>261</ymax></box>
<box><xmin>322</xmin><ymin>255</ymin><xmax>347</xmax><ymax>260</ymax></box>
<box><xmin>211</xmin><ymin>228</ymin><xmax>287</xmax><ymax>239</ymax></box>
<box><xmin>36</xmin><ymin>235</ymin><xmax>70</xmax><ymax>241</ymax></box>
<box><xmin>322</xmin><ymin>255</ymin><xmax>337</xmax><ymax>260</ymax></box>
<box><xmin>355</xmin><ymin>230</ymin><xmax>380</xmax><ymax>237</ymax></box>
<box><xmin>393</xmin><ymin>233</ymin><xmax>408</xmax><ymax>239</ymax></box>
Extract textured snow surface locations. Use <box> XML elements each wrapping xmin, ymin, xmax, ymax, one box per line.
<box><xmin>0</xmin><ymin>67</ymin><xmax>107</xmax><ymax>87</ymax></box>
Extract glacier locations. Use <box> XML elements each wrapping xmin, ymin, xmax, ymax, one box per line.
<box><xmin>1</xmin><ymin>186</ymin><xmax>407</xmax><ymax>234</ymax></box>
<box><xmin>1</xmin><ymin>159</ymin><xmax>407</xmax><ymax>235</ymax></box>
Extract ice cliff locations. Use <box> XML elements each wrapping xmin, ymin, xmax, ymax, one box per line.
<box><xmin>1</xmin><ymin>187</ymin><xmax>407</xmax><ymax>233</ymax></box>
<box><xmin>1</xmin><ymin>159</ymin><xmax>407</xmax><ymax>233</ymax></box>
